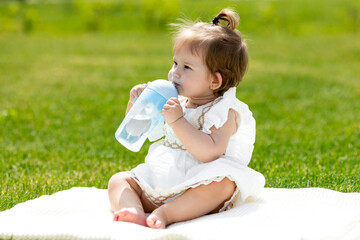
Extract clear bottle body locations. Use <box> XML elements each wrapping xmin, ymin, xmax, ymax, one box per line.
<box><xmin>115</xmin><ymin>88</ymin><xmax>167</xmax><ymax>152</ymax></box>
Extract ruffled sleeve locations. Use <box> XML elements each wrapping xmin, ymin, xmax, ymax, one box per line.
<box><xmin>202</xmin><ymin>87</ymin><xmax>256</xmax><ymax>166</ymax></box>
<box><xmin>201</xmin><ymin>87</ymin><xmax>237</xmax><ymax>134</ymax></box>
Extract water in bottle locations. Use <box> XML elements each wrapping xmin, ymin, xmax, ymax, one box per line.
<box><xmin>115</xmin><ymin>80</ymin><xmax>178</xmax><ymax>152</ymax></box>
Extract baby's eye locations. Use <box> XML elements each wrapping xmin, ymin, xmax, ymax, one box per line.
<box><xmin>184</xmin><ymin>65</ymin><xmax>191</xmax><ymax>70</ymax></box>
<box><xmin>173</xmin><ymin>61</ymin><xmax>178</xmax><ymax>66</ymax></box>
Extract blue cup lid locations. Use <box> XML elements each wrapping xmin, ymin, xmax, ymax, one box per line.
<box><xmin>147</xmin><ymin>79</ymin><xmax>178</xmax><ymax>100</ymax></box>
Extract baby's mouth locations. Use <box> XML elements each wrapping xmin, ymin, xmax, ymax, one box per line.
<box><xmin>173</xmin><ymin>82</ymin><xmax>181</xmax><ymax>89</ymax></box>
<box><xmin>173</xmin><ymin>82</ymin><xmax>182</xmax><ymax>93</ymax></box>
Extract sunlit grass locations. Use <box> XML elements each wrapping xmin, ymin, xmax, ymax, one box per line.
<box><xmin>1</xmin><ymin>4</ymin><xmax>359</xmax><ymax>211</ymax></box>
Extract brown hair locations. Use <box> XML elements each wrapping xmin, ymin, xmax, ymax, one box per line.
<box><xmin>171</xmin><ymin>8</ymin><xmax>248</xmax><ymax>96</ymax></box>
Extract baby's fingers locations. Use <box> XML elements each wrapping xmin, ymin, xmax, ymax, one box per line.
<box><xmin>169</xmin><ymin>97</ymin><xmax>180</xmax><ymax>104</ymax></box>
<box><xmin>162</xmin><ymin>104</ymin><xmax>170</xmax><ymax>110</ymax></box>
<box><xmin>160</xmin><ymin>108</ymin><xmax>168</xmax><ymax>115</ymax></box>
<box><xmin>165</xmin><ymin>97</ymin><xmax>179</xmax><ymax>105</ymax></box>
<box><xmin>136</xmin><ymin>88</ymin><xmax>145</xmax><ymax>97</ymax></box>
<box><xmin>130</xmin><ymin>84</ymin><xmax>148</xmax><ymax>98</ymax></box>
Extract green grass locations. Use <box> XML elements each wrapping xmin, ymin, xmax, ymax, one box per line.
<box><xmin>1</xmin><ymin>0</ymin><xmax>359</xmax><ymax>35</ymax></box>
<box><xmin>1</xmin><ymin>0</ymin><xmax>360</xmax><ymax>211</ymax></box>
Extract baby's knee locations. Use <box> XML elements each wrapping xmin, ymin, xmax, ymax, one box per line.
<box><xmin>108</xmin><ymin>172</ymin><xmax>129</xmax><ymax>191</ymax></box>
<box><xmin>216</xmin><ymin>177</ymin><xmax>236</xmax><ymax>198</ymax></box>
<box><xmin>108</xmin><ymin>172</ymin><xmax>141</xmax><ymax>195</ymax></box>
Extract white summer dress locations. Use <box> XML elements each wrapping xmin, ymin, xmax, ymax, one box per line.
<box><xmin>129</xmin><ymin>87</ymin><xmax>265</xmax><ymax>211</ymax></box>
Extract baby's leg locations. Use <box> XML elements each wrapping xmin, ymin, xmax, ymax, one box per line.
<box><xmin>108</xmin><ymin>172</ymin><xmax>149</xmax><ymax>226</ymax></box>
<box><xmin>147</xmin><ymin>177</ymin><xmax>236</xmax><ymax>229</ymax></box>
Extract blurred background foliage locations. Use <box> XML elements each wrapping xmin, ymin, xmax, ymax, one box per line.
<box><xmin>0</xmin><ymin>0</ymin><xmax>359</xmax><ymax>35</ymax></box>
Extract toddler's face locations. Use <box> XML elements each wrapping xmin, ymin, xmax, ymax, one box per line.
<box><xmin>168</xmin><ymin>46</ymin><xmax>214</xmax><ymax>99</ymax></box>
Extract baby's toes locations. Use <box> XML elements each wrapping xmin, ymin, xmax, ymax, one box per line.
<box><xmin>113</xmin><ymin>211</ymin><xmax>121</xmax><ymax>221</ymax></box>
<box><xmin>147</xmin><ymin>214</ymin><xmax>164</xmax><ymax>229</ymax></box>
<box><xmin>113</xmin><ymin>210</ymin><xmax>127</xmax><ymax>221</ymax></box>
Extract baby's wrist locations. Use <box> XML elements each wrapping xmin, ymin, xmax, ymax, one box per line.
<box><xmin>168</xmin><ymin>116</ymin><xmax>184</xmax><ymax>127</ymax></box>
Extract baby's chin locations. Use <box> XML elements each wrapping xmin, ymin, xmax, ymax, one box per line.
<box><xmin>173</xmin><ymin>84</ymin><xmax>184</xmax><ymax>95</ymax></box>
<box><xmin>177</xmin><ymin>88</ymin><xmax>186</xmax><ymax>97</ymax></box>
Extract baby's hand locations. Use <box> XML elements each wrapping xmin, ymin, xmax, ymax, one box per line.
<box><xmin>161</xmin><ymin>98</ymin><xmax>183</xmax><ymax>125</ymax></box>
<box><xmin>129</xmin><ymin>82</ymin><xmax>151</xmax><ymax>103</ymax></box>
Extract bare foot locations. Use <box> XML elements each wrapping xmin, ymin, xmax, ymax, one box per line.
<box><xmin>113</xmin><ymin>208</ymin><xmax>147</xmax><ymax>227</ymax></box>
<box><xmin>147</xmin><ymin>208</ymin><xmax>168</xmax><ymax>229</ymax></box>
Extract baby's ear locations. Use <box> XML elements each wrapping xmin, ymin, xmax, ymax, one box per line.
<box><xmin>210</xmin><ymin>72</ymin><xmax>223</xmax><ymax>90</ymax></box>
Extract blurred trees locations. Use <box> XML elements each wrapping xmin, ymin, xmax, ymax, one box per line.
<box><xmin>0</xmin><ymin>0</ymin><xmax>359</xmax><ymax>35</ymax></box>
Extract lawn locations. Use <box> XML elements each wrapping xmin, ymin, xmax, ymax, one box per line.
<box><xmin>1</xmin><ymin>0</ymin><xmax>359</xmax><ymax>211</ymax></box>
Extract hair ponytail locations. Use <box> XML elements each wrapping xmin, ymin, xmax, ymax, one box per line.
<box><xmin>212</xmin><ymin>8</ymin><xmax>239</xmax><ymax>30</ymax></box>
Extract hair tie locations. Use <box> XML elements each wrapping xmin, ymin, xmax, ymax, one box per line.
<box><xmin>212</xmin><ymin>17</ymin><xmax>220</xmax><ymax>25</ymax></box>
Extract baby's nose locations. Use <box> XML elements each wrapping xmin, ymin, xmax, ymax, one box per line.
<box><xmin>171</xmin><ymin>65</ymin><xmax>178</xmax><ymax>74</ymax></box>
<box><xmin>170</xmin><ymin>71</ymin><xmax>180</xmax><ymax>81</ymax></box>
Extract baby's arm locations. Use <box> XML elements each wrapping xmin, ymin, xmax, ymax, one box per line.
<box><xmin>162</xmin><ymin>98</ymin><xmax>238</xmax><ymax>163</ymax></box>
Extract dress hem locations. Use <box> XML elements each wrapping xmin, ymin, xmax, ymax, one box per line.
<box><xmin>128</xmin><ymin>171</ymin><xmax>240</xmax><ymax>212</ymax></box>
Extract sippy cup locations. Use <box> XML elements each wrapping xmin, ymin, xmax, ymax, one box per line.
<box><xmin>115</xmin><ymin>79</ymin><xmax>178</xmax><ymax>152</ymax></box>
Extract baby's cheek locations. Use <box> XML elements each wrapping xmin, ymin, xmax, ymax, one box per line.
<box><xmin>168</xmin><ymin>70</ymin><xmax>173</xmax><ymax>80</ymax></box>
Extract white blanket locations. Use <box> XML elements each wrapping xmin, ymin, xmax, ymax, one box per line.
<box><xmin>0</xmin><ymin>187</ymin><xmax>359</xmax><ymax>240</ymax></box>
